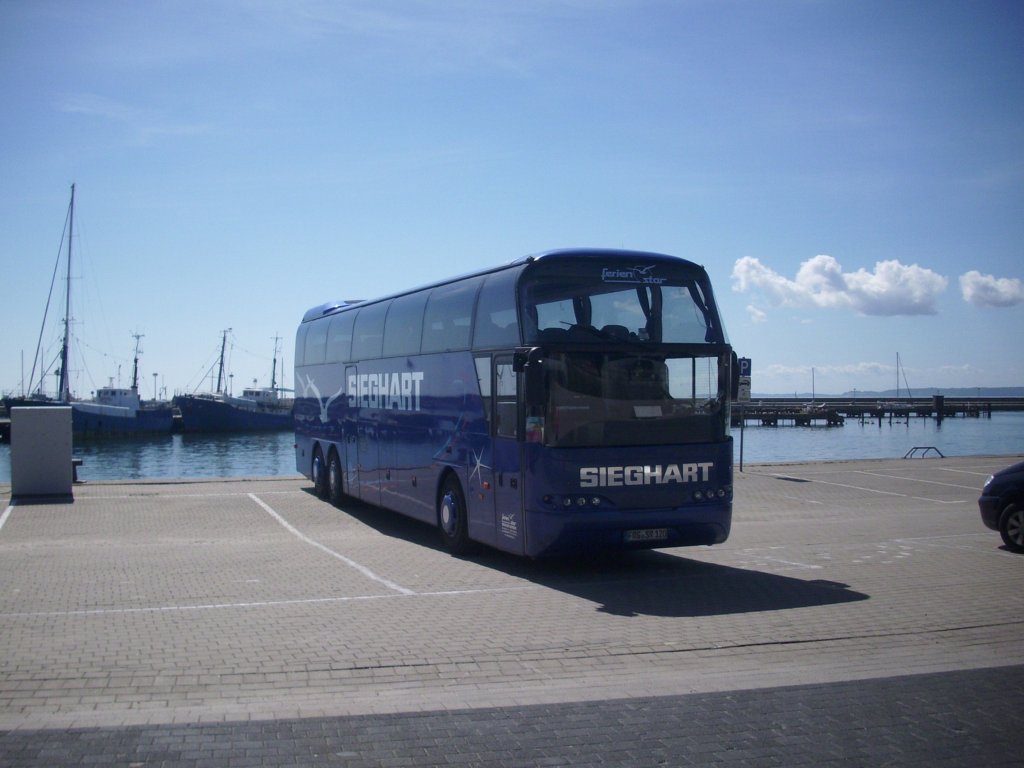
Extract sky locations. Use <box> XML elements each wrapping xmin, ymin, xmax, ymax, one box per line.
<box><xmin>1</xmin><ymin>0</ymin><xmax>1022</xmax><ymax>399</ymax></box>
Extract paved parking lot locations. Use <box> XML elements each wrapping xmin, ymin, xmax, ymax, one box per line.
<box><xmin>1</xmin><ymin>454</ymin><xmax>1022</xmax><ymax>765</ymax></box>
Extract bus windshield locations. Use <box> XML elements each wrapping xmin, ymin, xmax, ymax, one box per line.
<box><xmin>522</xmin><ymin>262</ymin><xmax>725</xmax><ymax>346</ymax></box>
<box><xmin>520</xmin><ymin>257</ymin><xmax>730</xmax><ymax>448</ymax></box>
<box><xmin>535</xmin><ymin>350</ymin><xmax>727</xmax><ymax>448</ymax></box>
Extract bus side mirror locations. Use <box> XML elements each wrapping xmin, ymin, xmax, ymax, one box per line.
<box><xmin>514</xmin><ymin>347</ymin><xmax>544</xmax><ymax>407</ymax></box>
<box><xmin>512</xmin><ymin>348</ymin><xmax>530</xmax><ymax>373</ymax></box>
<box><xmin>730</xmin><ymin>351</ymin><xmax>740</xmax><ymax>400</ymax></box>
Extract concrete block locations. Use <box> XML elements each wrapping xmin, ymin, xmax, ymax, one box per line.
<box><xmin>10</xmin><ymin>406</ymin><xmax>73</xmax><ymax>498</ymax></box>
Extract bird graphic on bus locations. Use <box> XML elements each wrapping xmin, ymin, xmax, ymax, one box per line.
<box><xmin>300</xmin><ymin>375</ymin><xmax>345</xmax><ymax>423</ymax></box>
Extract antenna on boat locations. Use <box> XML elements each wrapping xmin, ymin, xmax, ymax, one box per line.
<box><xmin>130</xmin><ymin>332</ymin><xmax>144</xmax><ymax>392</ymax></box>
<box><xmin>215</xmin><ymin>328</ymin><xmax>232</xmax><ymax>395</ymax></box>
<box><xmin>270</xmin><ymin>334</ymin><xmax>281</xmax><ymax>391</ymax></box>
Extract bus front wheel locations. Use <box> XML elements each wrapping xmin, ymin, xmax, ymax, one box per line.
<box><xmin>439</xmin><ymin>475</ymin><xmax>473</xmax><ymax>555</ymax></box>
<box><xmin>312</xmin><ymin>446</ymin><xmax>329</xmax><ymax>500</ymax></box>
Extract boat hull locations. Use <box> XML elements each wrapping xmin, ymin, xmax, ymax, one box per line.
<box><xmin>5</xmin><ymin>398</ymin><xmax>174</xmax><ymax>436</ymax></box>
<box><xmin>72</xmin><ymin>403</ymin><xmax>175</xmax><ymax>437</ymax></box>
<box><xmin>174</xmin><ymin>395</ymin><xmax>293</xmax><ymax>432</ymax></box>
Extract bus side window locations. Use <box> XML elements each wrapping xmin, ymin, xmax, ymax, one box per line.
<box><xmin>326</xmin><ymin>312</ymin><xmax>355</xmax><ymax>363</ymax></box>
<box><xmin>473</xmin><ymin>272</ymin><xmax>520</xmax><ymax>349</ymax></box>
<box><xmin>304</xmin><ymin>319</ymin><xmax>328</xmax><ymax>365</ymax></box>
<box><xmin>352</xmin><ymin>302</ymin><xmax>389</xmax><ymax>360</ymax></box>
<box><xmin>383</xmin><ymin>292</ymin><xmax>427</xmax><ymax>357</ymax></box>
<box><xmin>494</xmin><ymin>359</ymin><xmax>518</xmax><ymax>439</ymax></box>
<box><xmin>294</xmin><ymin>325</ymin><xmax>308</xmax><ymax>367</ymax></box>
<box><xmin>422</xmin><ymin>278</ymin><xmax>481</xmax><ymax>353</ymax></box>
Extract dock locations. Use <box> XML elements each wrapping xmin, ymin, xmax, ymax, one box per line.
<box><xmin>733</xmin><ymin>403</ymin><xmax>846</xmax><ymax>426</ymax></box>
<box><xmin>732</xmin><ymin>395</ymin><xmax>1024</xmax><ymax>428</ymax></box>
<box><xmin>1</xmin><ymin>456</ymin><xmax>1022</xmax><ymax>764</ymax></box>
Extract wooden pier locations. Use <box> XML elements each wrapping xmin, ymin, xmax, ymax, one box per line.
<box><xmin>732</xmin><ymin>405</ymin><xmax>845</xmax><ymax>427</ymax></box>
<box><xmin>732</xmin><ymin>396</ymin><xmax>1024</xmax><ymax>428</ymax></box>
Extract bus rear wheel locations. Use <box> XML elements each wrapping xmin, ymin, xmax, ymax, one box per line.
<box><xmin>439</xmin><ymin>475</ymin><xmax>473</xmax><ymax>555</ymax></box>
<box><xmin>327</xmin><ymin>450</ymin><xmax>345</xmax><ymax>507</ymax></box>
<box><xmin>312</xmin><ymin>446</ymin><xmax>329</xmax><ymax>500</ymax></box>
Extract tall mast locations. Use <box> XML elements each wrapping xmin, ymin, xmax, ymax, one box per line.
<box><xmin>270</xmin><ymin>334</ymin><xmax>281</xmax><ymax>391</ymax></box>
<box><xmin>130</xmin><ymin>332</ymin><xmax>144</xmax><ymax>391</ymax></box>
<box><xmin>58</xmin><ymin>184</ymin><xmax>74</xmax><ymax>403</ymax></box>
<box><xmin>215</xmin><ymin>329</ymin><xmax>230</xmax><ymax>395</ymax></box>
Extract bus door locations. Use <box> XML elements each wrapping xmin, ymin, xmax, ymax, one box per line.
<box><xmin>484</xmin><ymin>355</ymin><xmax>525</xmax><ymax>554</ymax></box>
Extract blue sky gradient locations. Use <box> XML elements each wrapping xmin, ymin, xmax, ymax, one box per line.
<box><xmin>2</xmin><ymin>1</ymin><xmax>1021</xmax><ymax>397</ymax></box>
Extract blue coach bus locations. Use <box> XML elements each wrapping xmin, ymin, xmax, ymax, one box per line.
<box><xmin>294</xmin><ymin>249</ymin><xmax>736</xmax><ymax>557</ymax></box>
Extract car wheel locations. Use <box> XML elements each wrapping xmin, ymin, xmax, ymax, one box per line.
<box><xmin>999</xmin><ymin>503</ymin><xmax>1024</xmax><ymax>553</ymax></box>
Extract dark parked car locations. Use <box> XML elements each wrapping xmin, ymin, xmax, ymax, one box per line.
<box><xmin>978</xmin><ymin>459</ymin><xmax>1024</xmax><ymax>553</ymax></box>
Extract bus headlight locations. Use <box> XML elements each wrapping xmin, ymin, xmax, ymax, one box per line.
<box><xmin>543</xmin><ymin>494</ymin><xmax>605</xmax><ymax>509</ymax></box>
<box><xmin>693</xmin><ymin>486</ymin><xmax>731</xmax><ymax>503</ymax></box>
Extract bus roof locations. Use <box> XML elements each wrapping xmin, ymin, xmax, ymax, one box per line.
<box><xmin>301</xmin><ymin>248</ymin><xmax>707</xmax><ymax>323</ymax></box>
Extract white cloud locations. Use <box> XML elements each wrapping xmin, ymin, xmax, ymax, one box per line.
<box><xmin>57</xmin><ymin>93</ymin><xmax>211</xmax><ymax>144</ymax></box>
<box><xmin>959</xmin><ymin>270</ymin><xmax>1024</xmax><ymax>308</ymax></box>
<box><xmin>746</xmin><ymin>304</ymin><xmax>767</xmax><ymax>323</ymax></box>
<box><xmin>59</xmin><ymin>93</ymin><xmax>139</xmax><ymax>122</ymax></box>
<box><xmin>731</xmin><ymin>255</ymin><xmax>948</xmax><ymax>316</ymax></box>
<box><xmin>759</xmin><ymin>361</ymin><xmax>892</xmax><ymax>380</ymax></box>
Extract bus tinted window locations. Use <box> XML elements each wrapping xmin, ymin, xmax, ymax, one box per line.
<box><xmin>352</xmin><ymin>302</ymin><xmax>390</xmax><ymax>360</ymax></box>
<box><xmin>494</xmin><ymin>359</ymin><xmax>517</xmax><ymax>438</ymax></box>
<box><xmin>422</xmin><ymin>278</ymin><xmax>481</xmax><ymax>353</ymax></box>
<box><xmin>304</xmin><ymin>318</ymin><xmax>328</xmax><ymax>364</ymax></box>
<box><xmin>326</xmin><ymin>312</ymin><xmax>355</xmax><ymax>363</ymax></box>
<box><xmin>522</xmin><ymin>263</ymin><xmax>721</xmax><ymax>345</ymax></box>
<box><xmin>660</xmin><ymin>285</ymin><xmax>717</xmax><ymax>343</ymax></box>
<box><xmin>472</xmin><ymin>271</ymin><xmax>519</xmax><ymax>349</ymax></box>
<box><xmin>294</xmin><ymin>325</ymin><xmax>308</xmax><ymax>367</ymax></box>
<box><xmin>383</xmin><ymin>292</ymin><xmax>427</xmax><ymax>357</ymax></box>
<box><xmin>535</xmin><ymin>299</ymin><xmax>575</xmax><ymax>336</ymax></box>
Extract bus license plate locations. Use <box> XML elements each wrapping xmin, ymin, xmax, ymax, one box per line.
<box><xmin>624</xmin><ymin>528</ymin><xmax>668</xmax><ymax>543</ymax></box>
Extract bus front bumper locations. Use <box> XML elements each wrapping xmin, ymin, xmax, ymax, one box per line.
<box><xmin>524</xmin><ymin>504</ymin><xmax>731</xmax><ymax>558</ymax></box>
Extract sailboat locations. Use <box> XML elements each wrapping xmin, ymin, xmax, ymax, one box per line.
<box><xmin>2</xmin><ymin>185</ymin><xmax>174</xmax><ymax>435</ymax></box>
<box><xmin>173</xmin><ymin>332</ymin><xmax>294</xmax><ymax>432</ymax></box>
<box><xmin>2</xmin><ymin>185</ymin><xmax>77</xmax><ymax>414</ymax></box>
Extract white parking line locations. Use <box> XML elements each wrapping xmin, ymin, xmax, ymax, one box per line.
<box><xmin>938</xmin><ymin>467</ymin><xmax>997</xmax><ymax>477</ymax></box>
<box><xmin>760</xmin><ymin>556</ymin><xmax>823</xmax><ymax>570</ymax></box>
<box><xmin>247</xmin><ymin>492</ymin><xmax>415</xmax><ymax>596</ymax></box>
<box><xmin>780</xmin><ymin>476</ymin><xmax>965</xmax><ymax>505</ymax></box>
<box><xmin>0</xmin><ymin>586</ymin><xmax>536</xmax><ymax>619</ymax></box>
<box><xmin>0</xmin><ymin>501</ymin><xmax>14</xmax><ymax>533</ymax></box>
<box><xmin>853</xmin><ymin>470</ymin><xmax>980</xmax><ymax>491</ymax></box>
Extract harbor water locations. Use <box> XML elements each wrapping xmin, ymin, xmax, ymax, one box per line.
<box><xmin>1</xmin><ymin>411</ymin><xmax>1023</xmax><ymax>484</ymax></box>
<box><xmin>734</xmin><ymin>410</ymin><xmax>1024</xmax><ymax>467</ymax></box>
